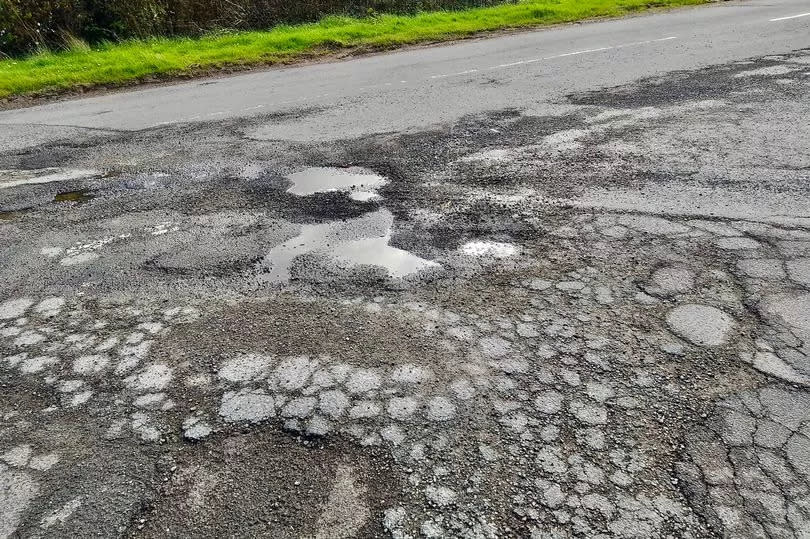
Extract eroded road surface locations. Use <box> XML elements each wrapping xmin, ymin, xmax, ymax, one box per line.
<box><xmin>2</xmin><ymin>3</ymin><xmax>810</xmax><ymax>538</ymax></box>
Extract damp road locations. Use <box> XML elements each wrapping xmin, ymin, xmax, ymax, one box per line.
<box><xmin>1</xmin><ymin>3</ymin><xmax>810</xmax><ymax>539</ymax></box>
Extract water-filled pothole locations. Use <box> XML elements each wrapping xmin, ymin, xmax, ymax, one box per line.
<box><xmin>54</xmin><ymin>189</ymin><xmax>94</xmax><ymax>204</ymax></box>
<box><xmin>259</xmin><ymin>209</ymin><xmax>437</xmax><ymax>283</ymax></box>
<box><xmin>285</xmin><ymin>167</ymin><xmax>387</xmax><ymax>201</ymax></box>
<box><xmin>0</xmin><ymin>189</ymin><xmax>95</xmax><ymax>221</ymax></box>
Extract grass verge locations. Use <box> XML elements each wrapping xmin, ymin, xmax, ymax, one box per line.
<box><xmin>0</xmin><ymin>0</ymin><xmax>708</xmax><ymax>100</ymax></box>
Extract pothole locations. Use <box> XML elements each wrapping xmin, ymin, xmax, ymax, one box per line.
<box><xmin>53</xmin><ymin>190</ymin><xmax>94</xmax><ymax>204</ymax></box>
<box><xmin>258</xmin><ymin>209</ymin><xmax>437</xmax><ymax>283</ymax></box>
<box><xmin>0</xmin><ymin>189</ymin><xmax>95</xmax><ymax>221</ymax></box>
<box><xmin>285</xmin><ymin>167</ymin><xmax>387</xmax><ymax>201</ymax></box>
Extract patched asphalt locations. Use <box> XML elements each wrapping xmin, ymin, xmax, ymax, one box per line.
<box><xmin>1</xmin><ymin>43</ymin><xmax>810</xmax><ymax>538</ymax></box>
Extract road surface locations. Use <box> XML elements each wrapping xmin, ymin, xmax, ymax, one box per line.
<box><xmin>1</xmin><ymin>1</ymin><xmax>809</xmax><ymax>537</ymax></box>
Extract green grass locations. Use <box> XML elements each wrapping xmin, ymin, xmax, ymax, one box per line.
<box><xmin>0</xmin><ymin>0</ymin><xmax>707</xmax><ymax>99</ymax></box>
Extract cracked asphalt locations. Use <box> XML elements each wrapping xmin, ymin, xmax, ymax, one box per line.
<box><xmin>2</xmin><ymin>7</ymin><xmax>810</xmax><ymax>539</ymax></box>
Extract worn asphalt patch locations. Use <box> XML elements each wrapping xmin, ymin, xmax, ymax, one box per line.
<box><xmin>1</xmin><ymin>50</ymin><xmax>809</xmax><ymax>537</ymax></box>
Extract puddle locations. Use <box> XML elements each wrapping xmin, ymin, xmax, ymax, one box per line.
<box><xmin>259</xmin><ymin>209</ymin><xmax>437</xmax><ymax>282</ymax></box>
<box><xmin>0</xmin><ymin>189</ymin><xmax>95</xmax><ymax>221</ymax></box>
<box><xmin>53</xmin><ymin>189</ymin><xmax>94</xmax><ymax>203</ymax></box>
<box><xmin>285</xmin><ymin>167</ymin><xmax>387</xmax><ymax>200</ymax></box>
<box><xmin>0</xmin><ymin>168</ymin><xmax>100</xmax><ymax>190</ymax></box>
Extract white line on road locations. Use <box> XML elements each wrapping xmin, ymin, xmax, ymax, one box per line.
<box><xmin>496</xmin><ymin>58</ymin><xmax>542</xmax><ymax>68</ymax></box>
<box><xmin>495</xmin><ymin>47</ymin><xmax>611</xmax><ymax>68</ymax></box>
<box><xmin>770</xmin><ymin>12</ymin><xmax>810</xmax><ymax>22</ymax></box>
<box><xmin>615</xmin><ymin>36</ymin><xmax>678</xmax><ymax>48</ymax></box>
<box><xmin>492</xmin><ymin>36</ymin><xmax>677</xmax><ymax>69</ymax></box>
<box><xmin>430</xmin><ymin>69</ymin><xmax>479</xmax><ymax>79</ymax></box>
<box><xmin>549</xmin><ymin>46</ymin><xmax>613</xmax><ymax>59</ymax></box>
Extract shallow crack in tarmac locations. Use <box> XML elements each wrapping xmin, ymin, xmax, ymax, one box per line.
<box><xmin>1</xmin><ymin>50</ymin><xmax>809</xmax><ymax>538</ymax></box>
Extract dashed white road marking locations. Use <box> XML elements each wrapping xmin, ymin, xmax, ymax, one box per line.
<box><xmin>430</xmin><ymin>69</ymin><xmax>479</xmax><ymax>79</ymax></box>
<box><xmin>616</xmin><ymin>35</ymin><xmax>678</xmax><ymax>47</ymax></box>
<box><xmin>770</xmin><ymin>12</ymin><xmax>810</xmax><ymax>22</ymax></box>
<box><xmin>496</xmin><ymin>58</ymin><xmax>544</xmax><ymax>68</ymax></box>
<box><xmin>492</xmin><ymin>36</ymin><xmax>677</xmax><ymax>69</ymax></box>
<box><xmin>545</xmin><ymin>46</ymin><xmax>613</xmax><ymax>59</ymax></box>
